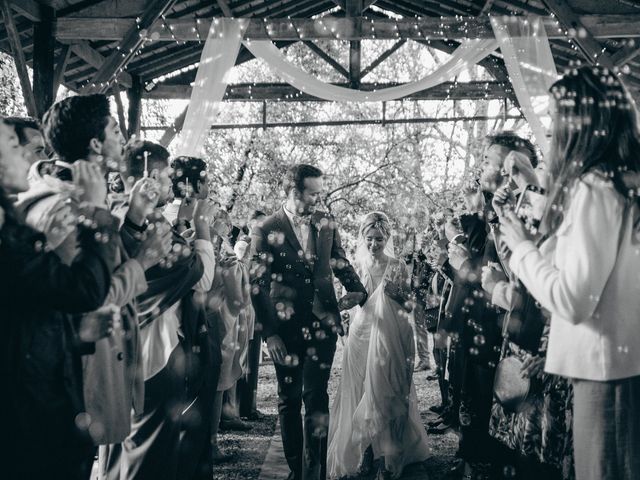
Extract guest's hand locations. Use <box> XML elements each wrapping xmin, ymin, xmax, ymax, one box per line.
<box><xmin>481</xmin><ymin>263</ymin><xmax>507</xmax><ymax>296</ymax></box>
<box><xmin>499</xmin><ymin>210</ymin><xmax>533</xmax><ymax>251</ymax></box>
<box><xmin>78</xmin><ymin>304</ymin><xmax>121</xmax><ymax>342</ymax></box>
<box><xmin>520</xmin><ymin>355</ymin><xmax>545</xmax><ymax>379</ymax></box>
<box><xmin>127</xmin><ymin>178</ymin><xmax>159</xmax><ymax>226</ymax></box>
<box><xmin>219</xmin><ymin>250</ymin><xmax>238</xmax><ymax>269</ymax></box>
<box><xmin>73</xmin><ymin>161</ymin><xmax>107</xmax><ymax>207</ymax></box>
<box><xmin>177</xmin><ymin>196</ymin><xmax>196</xmax><ymax>222</ymax></box>
<box><xmin>266</xmin><ymin>334</ymin><xmax>287</xmax><ymax>365</ymax></box>
<box><xmin>193</xmin><ymin>199</ymin><xmax>217</xmax><ymax>241</ymax></box>
<box><xmin>447</xmin><ymin>242</ymin><xmax>468</xmax><ymax>271</ymax></box>
<box><xmin>504</xmin><ymin>150</ymin><xmax>539</xmax><ymax>190</ymax></box>
<box><xmin>492</xmin><ymin>185</ymin><xmax>516</xmax><ymax>217</ymax></box>
<box><xmin>338</xmin><ymin>291</ymin><xmax>366</xmax><ymax>311</ymax></box>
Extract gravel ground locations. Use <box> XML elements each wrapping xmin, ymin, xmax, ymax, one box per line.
<box><xmin>213</xmin><ymin>338</ymin><xmax>459</xmax><ymax>480</ymax></box>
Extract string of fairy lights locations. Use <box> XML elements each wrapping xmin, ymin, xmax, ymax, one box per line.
<box><xmin>79</xmin><ymin>7</ymin><xmax>638</xmax><ymax>124</ymax></box>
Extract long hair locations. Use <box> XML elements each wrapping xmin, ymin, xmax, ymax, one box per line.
<box><xmin>543</xmin><ymin>66</ymin><xmax>640</xmax><ymax>233</ymax></box>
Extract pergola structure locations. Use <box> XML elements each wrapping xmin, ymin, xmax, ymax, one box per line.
<box><xmin>1</xmin><ymin>0</ymin><xmax>640</xmax><ymax>144</ymax></box>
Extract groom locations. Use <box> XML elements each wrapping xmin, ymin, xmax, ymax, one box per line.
<box><xmin>251</xmin><ymin>164</ymin><xmax>367</xmax><ymax>480</ymax></box>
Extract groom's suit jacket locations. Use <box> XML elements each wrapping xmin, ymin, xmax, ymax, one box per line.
<box><xmin>250</xmin><ymin>207</ymin><xmax>367</xmax><ymax>341</ymax></box>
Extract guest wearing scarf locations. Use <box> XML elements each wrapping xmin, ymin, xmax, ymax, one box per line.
<box><xmin>99</xmin><ymin>143</ymin><xmax>216</xmax><ymax>480</ymax></box>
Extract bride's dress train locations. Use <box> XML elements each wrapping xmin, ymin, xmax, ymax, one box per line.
<box><xmin>327</xmin><ymin>259</ymin><xmax>430</xmax><ymax>479</ymax></box>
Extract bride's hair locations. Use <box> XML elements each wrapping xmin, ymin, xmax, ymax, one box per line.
<box><xmin>354</xmin><ymin>212</ymin><xmax>395</xmax><ymax>271</ymax></box>
<box><xmin>358</xmin><ymin>211</ymin><xmax>391</xmax><ymax>240</ymax></box>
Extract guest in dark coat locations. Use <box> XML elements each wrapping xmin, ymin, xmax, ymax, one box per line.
<box><xmin>0</xmin><ymin>118</ymin><xmax>119</xmax><ymax>479</ymax></box>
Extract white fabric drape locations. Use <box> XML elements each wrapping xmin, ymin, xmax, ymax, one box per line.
<box><xmin>243</xmin><ymin>38</ymin><xmax>498</xmax><ymax>102</ymax></box>
<box><xmin>490</xmin><ymin>16</ymin><xmax>559</xmax><ymax>155</ymax></box>
<box><xmin>174</xmin><ymin>19</ymin><xmax>248</xmax><ymax>156</ymax></box>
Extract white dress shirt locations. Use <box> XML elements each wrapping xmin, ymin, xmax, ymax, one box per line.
<box><xmin>283</xmin><ymin>204</ymin><xmax>311</xmax><ymax>253</ymax></box>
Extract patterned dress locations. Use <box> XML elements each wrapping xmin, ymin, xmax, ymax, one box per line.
<box><xmin>489</xmin><ymin>329</ymin><xmax>575</xmax><ymax>479</ymax></box>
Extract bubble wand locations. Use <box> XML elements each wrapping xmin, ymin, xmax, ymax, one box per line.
<box><xmin>143</xmin><ymin>151</ymin><xmax>149</xmax><ymax>178</ymax></box>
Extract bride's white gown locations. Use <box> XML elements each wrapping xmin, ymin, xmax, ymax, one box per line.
<box><xmin>327</xmin><ymin>258</ymin><xmax>430</xmax><ymax>479</ymax></box>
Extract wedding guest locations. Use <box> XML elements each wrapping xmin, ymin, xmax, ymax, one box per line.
<box><xmin>208</xmin><ymin>209</ymin><xmax>253</xmax><ymax>462</ymax></box>
<box><xmin>0</xmin><ymin>117</ymin><xmax>119</xmax><ymax>479</ymax></box>
<box><xmin>100</xmin><ymin>143</ymin><xmax>216</xmax><ymax>480</ymax></box>
<box><xmin>499</xmin><ymin>66</ymin><xmax>640</xmax><ymax>480</ymax></box>
<box><xmin>221</xmin><ymin>234</ymin><xmax>256</xmax><ymax>429</ymax></box>
<box><xmin>238</xmin><ymin>209</ymin><xmax>268</xmax><ymax>420</ymax></box>
<box><xmin>4</xmin><ymin>116</ymin><xmax>49</xmax><ymax>165</ymax></box>
<box><xmin>164</xmin><ymin>155</ymin><xmax>209</xmax><ymax>228</ymax></box>
<box><xmin>405</xmin><ymin>234</ymin><xmax>434</xmax><ymax>371</ymax></box>
<box><xmin>483</xmin><ymin>181</ymin><xmax>573</xmax><ymax>479</ymax></box>
<box><xmin>15</xmin><ymin>94</ymin><xmax>172</xmax><ymax>448</ymax></box>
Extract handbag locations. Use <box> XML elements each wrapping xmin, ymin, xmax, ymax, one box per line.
<box><xmin>492</xmin><ymin>314</ymin><xmax>532</xmax><ymax>413</ymax></box>
<box><xmin>493</xmin><ymin>350</ymin><xmax>531</xmax><ymax>413</ymax></box>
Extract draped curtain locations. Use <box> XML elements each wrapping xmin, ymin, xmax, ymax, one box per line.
<box><xmin>174</xmin><ymin>19</ymin><xmax>248</xmax><ymax>156</ymax></box>
<box><xmin>490</xmin><ymin>16</ymin><xmax>559</xmax><ymax>155</ymax></box>
<box><xmin>176</xmin><ymin>16</ymin><xmax>557</xmax><ymax>156</ymax></box>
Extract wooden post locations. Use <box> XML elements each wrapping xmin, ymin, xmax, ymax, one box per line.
<box><xmin>32</xmin><ymin>5</ymin><xmax>56</xmax><ymax>118</ymax></box>
<box><xmin>262</xmin><ymin>100</ymin><xmax>267</xmax><ymax>130</ymax></box>
<box><xmin>0</xmin><ymin>0</ymin><xmax>37</xmax><ymax>117</ymax></box>
<box><xmin>127</xmin><ymin>75</ymin><xmax>142</xmax><ymax>139</ymax></box>
<box><xmin>346</xmin><ymin>0</ymin><xmax>363</xmax><ymax>89</ymax></box>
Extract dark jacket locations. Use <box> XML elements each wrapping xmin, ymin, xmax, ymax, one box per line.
<box><xmin>0</xmin><ymin>197</ymin><xmax>117</xmax><ymax>475</ymax></box>
<box><xmin>443</xmin><ymin>213</ymin><xmax>502</xmax><ymax>365</ymax></box>
<box><xmin>250</xmin><ymin>207</ymin><xmax>367</xmax><ymax>340</ymax></box>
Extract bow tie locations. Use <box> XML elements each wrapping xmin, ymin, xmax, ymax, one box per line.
<box><xmin>292</xmin><ymin>215</ymin><xmax>312</xmax><ymax>229</ymax></box>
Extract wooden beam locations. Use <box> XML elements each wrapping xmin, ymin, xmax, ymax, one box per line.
<box><xmin>215</xmin><ymin>0</ymin><xmax>233</xmax><ymax>17</ymax></box>
<box><xmin>541</xmin><ymin>0</ymin><xmax>615</xmax><ymax>69</ymax></box>
<box><xmin>127</xmin><ymin>75</ymin><xmax>142</xmax><ymax>138</ymax></box>
<box><xmin>83</xmin><ymin>0</ymin><xmax>177</xmax><ymax>94</ymax></box>
<box><xmin>159</xmin><ymin>105</ymin><xmax>188</xmax><ymax>147</ymax></box>
<box><xmin>32</xmin><ymin>5</ymin><xmax>56</xmax><ymax>118</ymax></box>
<box><xmin>10</xmin><ymin>0</ymin><xmax>41</xmax><ymax>21</ymax></box>
<box><xmin>361</xmin><ymin>39</ymin><xmax>406</xmax><ymax>79</ymax></box>
<box><xmin>69</xmin><ymin>42</ymin><xmax>133</xmax><ymax>88</ymax></box>
<box><xmin>422</xmin><ymin>39</ymin><xmax>520</xmax><ymax>108</ymax></box>
<box><xmin>332</xmin><ymin>0</ymin><xmax>379</xmax><ymax>11</ymax></box>
<box><xmin>53</xmin><ymin>45</ymin><xmax>72</xmax><ymax>96</ymax></box>
<box><xmin>53</xmin><ymin>15</ymin><xmax>640</xmax><ymax>41</ymax></box>
<box><xmin>302</xmin><ymin>41</ymin><xmax>349</xmax><ymax>79</ymax></box>
<box><xmin>144</xmin><ymin>81</ymin><xmax>509</xmax><ymax>101</ymax></box>
<box><xmin>113</xmin><ymin>89</ymin><xmax>128</xmax><ymax>141</ymax></box>
<box><xmin>143</xmin><ymin>114</ymin><xmax>523</xmax><ymax>131</ymax></box>
<box><xmin>0</xmin><ymin>0</ymin><xmax>37</xmax><ymax>116</ymax></box>
<box><xmin>611</xmin><ymin>44</ymin><xmax>640</xmax><ymax>67</ymax></box>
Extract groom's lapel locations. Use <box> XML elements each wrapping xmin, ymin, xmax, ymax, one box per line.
<box><xmin>311</xmin><ymin>213</ymin><xmax>330</xmax><ymax>270</ymax></box>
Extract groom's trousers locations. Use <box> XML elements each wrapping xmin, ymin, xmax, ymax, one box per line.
<box><xmin>274</xmin><ymin>322</ymin><xmax>337</xmax><ymax>480</ymax></box>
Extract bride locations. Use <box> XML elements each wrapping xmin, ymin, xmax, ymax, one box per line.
<box><xmin>327</xmin><ymin>212</ymin><xmax>430</xmax><ymax>479</ymax></box>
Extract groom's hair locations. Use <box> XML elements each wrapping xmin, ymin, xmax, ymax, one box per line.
<box><xmin>283</xmin><ymin>164</ymin><xmax>323</xmax><ymax>195</ymax></box>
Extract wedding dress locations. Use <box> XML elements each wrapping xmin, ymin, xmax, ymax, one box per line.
<box><xmin>327</xmin><ymin>257</ymin><xmax>430</xmax><ymax>479</ymax></box>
